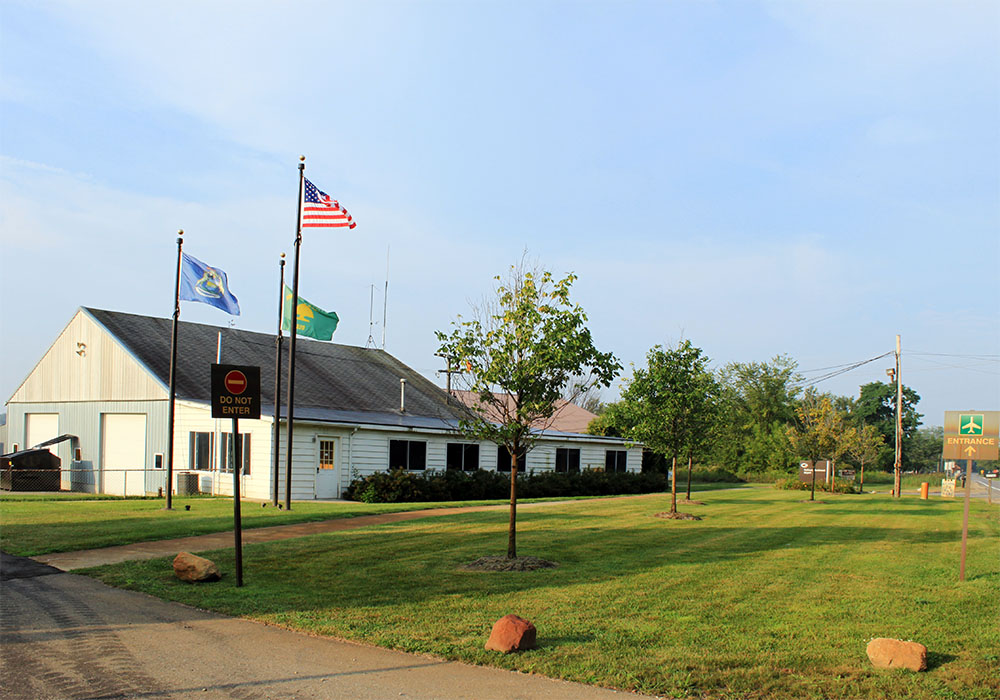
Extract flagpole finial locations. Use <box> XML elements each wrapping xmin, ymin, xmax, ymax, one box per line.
<box><xmin>280</xmin><ymin>252</ymin><xmax>286</xmax><ymax>259</ymax></box>
<box><xmin>177</xmin><ymin>229</ymin><xmax>184</xmax><ymax>236</ymax></box>
<box><xmin>299</xmin><ymin>155</ymin><xmax>305</xmax><ymax>162</ymax></box>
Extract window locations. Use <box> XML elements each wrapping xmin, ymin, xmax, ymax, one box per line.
<box><xmin>605</xmin><ymin>450</ymin><xmax>627</xmax><ymax>473</ymax></box>
<box><xmin>153</xmin><ymin>453</ymin><xmax>163</xmax><ymax>470</ymax></box>
<box><xmin>555</xmin><ymin>448</ymin><xmax>581</xmax><ymax>473</ymax></box>
<box><xmin>496</xmin><ymin>445</ymin><xmax>527</xmax><ymax>472</ymax></box>
<box><xmin>447</xmin><ymin>443</ymin><xmax>479</xmax><ymax>471</ymax></box>
<box><xmin>319</xmin><ymin>439</ymin><xmax>336</xmax><ymax>470</ymax></box>
<box><xmin>389</xmin><ymin>439</ymin><xmax>426</xmax><ymax>470</ymax></box>
<box><xmin>219</xmin><ymin>433</ymin><xmax>251</xmax><ymax>474</ymax></box>
<box><xmin>75</xmin><ymin>447</ymin><xmax>84</xmax><ymax>462</ymax></box>
<box><xmin>189</xmin><ymin>432</ymin><xmax>214</xmax><ymax>470</ymax></box>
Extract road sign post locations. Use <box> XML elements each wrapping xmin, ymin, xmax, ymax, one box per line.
<box><xmin>212</xmin><ymin>364</ymin><xmax>261</xmax><ymax>587</ymax></box>
<box><xmin>943</xmin><ymin>411</ymin><xmax>999</xmax><ymax>582</ymax></box>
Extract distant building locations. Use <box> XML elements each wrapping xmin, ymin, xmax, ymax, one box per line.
<box><xmin>4</xmin><ymin>308</ymin><xmax>640</xmax><ymax>498</ymax></box>
<box><xmin>450</xmin><ymin>390</ymin><xmax>599</xmax><ymax>434</ymax></box>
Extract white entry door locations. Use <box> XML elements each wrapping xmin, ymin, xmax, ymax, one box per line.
<box><xmin>102</xmin><ymin>414</ymin><xmax>147</xmax><ymax>496</ymax></box>
<box><xmin>316</xmin><ymin>437</ymin><xmax>340</xmax><ymax>498</ymax></box>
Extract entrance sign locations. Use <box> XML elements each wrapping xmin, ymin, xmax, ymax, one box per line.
<box><xmin>942</xmin><ymin>411</ymin><xmax>999</xmax><ymax>461</ymax></box>
<box><xmin>211</xmin><ymin>365</ymin><xmax>261</xmax><ymax>419</ymax></box>
<box><xmin>944</xmin><ymin>410</ymin><xmax>999</xmax><ymax>582</ymax></box>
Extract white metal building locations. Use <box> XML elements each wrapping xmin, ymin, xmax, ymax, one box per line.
<box><xmin>5</xmin><ymin>308</ymin><xmax>642</xmax><ymax>499</ymax></box>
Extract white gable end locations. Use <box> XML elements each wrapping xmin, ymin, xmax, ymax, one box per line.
<box><xmin>8</xmin><ymin>309</ymin><xmax>167</xmax><ymax>403</ymax></box>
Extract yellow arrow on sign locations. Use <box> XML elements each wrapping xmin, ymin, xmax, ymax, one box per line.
<box><xmin>964</xmin><ymin>445</ymin><xmax>977</xmax><ymax>457</ymax></box>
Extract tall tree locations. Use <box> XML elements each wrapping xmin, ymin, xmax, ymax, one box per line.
<box><xmin>851</xmin><ymin>381</ymin><xmax>923</xmax><ymax>471</ymax></box>
<box><xmin>712</xmin><ymin>355</ymin><xmax>801</xmax><ymax>474</ymax></box>
<box><xmin>611</xmin><ymin>341</ymin><xmax>715</xmax><ymax>514</ymax></box>
<box><xmin>436</xmin><ymin>260</ymin><xmax>620</xmax><ymax>559</ymax></box>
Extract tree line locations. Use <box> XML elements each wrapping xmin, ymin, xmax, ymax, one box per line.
<box><xmin>586</xmin><ymin>343</ymin><xmax>940</xmax><ymax>486</ymax></box>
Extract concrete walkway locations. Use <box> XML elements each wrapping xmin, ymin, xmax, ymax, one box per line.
<box><xmin>33</xmin><ymin>499</ymin><xmax>597</xmax><ymax>571</ymax></box>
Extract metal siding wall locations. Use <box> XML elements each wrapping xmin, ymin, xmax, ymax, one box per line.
<box><xmin>9</xmin><ymin>311</ymin><xmax>166</xmax><ymax>404</ymax></box>
<box><xmin>6</xmin><ymin>401</ymin><xmax>169</xmax><ymax>494</ymax></box>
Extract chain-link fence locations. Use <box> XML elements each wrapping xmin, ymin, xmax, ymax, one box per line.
<box><xmin>1</xmin><ymin>467</ymin><xmax>168</xmax><ymax>496</ymax></box>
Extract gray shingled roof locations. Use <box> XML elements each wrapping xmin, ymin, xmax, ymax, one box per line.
<box><xmin>85</xmin><ymin>308</ymin><xmax>468</xmax><ymax>424</ymax></box>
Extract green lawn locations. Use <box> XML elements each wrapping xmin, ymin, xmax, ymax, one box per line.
<box><xmin>0</xmin><ymin>495</ymin><xmax>505</xmax><ymax>556</ymax></box>
<box><xmin>79</xmin><ymin>487</ymin><xmax>998</xmax><ymax>699</ymax></box>
<box><xmin>0</xmin><ymin>484</ymin><xmax>739</xmax><ymax>556</ymax></box>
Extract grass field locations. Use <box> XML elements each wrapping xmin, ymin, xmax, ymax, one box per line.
<box><xmin>76</xmin><ymin>487</ymin><xmax>998</xmax><ymax>700</ymax></box>
<box><xmin>0</xmin><ymin>483</ymin><xmax>739</xmax><ymax>556</ymax></box>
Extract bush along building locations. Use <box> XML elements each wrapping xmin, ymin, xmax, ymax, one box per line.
<box><xmin>4</xmin><ymin>308</ymin><xmax>641</xmax><ymax>499</ymax></box>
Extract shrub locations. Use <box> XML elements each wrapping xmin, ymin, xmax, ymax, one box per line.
<box><xmin>773</xmin><ymin>477</ymin><xmax>858</xmax><ymax>494</ymax></box>
<box><xmin>344</xmin><ymin>469</ymin><xmax>673</xmax><ymax>503</ymax></box>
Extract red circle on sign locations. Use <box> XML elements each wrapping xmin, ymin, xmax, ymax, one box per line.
<box><xmin>224</xmin><ymin>370</ymin><xmax>247</xmax><ymax>395</ymax></box>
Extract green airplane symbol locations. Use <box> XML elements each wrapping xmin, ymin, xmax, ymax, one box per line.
<box><xmin>960</xmin><ymin>416</ymin><xmax>982</xmax><ymax>434</ymax></box>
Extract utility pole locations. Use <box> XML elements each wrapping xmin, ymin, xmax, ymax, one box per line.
<box><xmin>435</xmin><ymin>354</ymin><xmax>463</xmax><ymax>395</ymax></box>
<box><xmin>894</xmin><ymin>335</ymin><xmax>902</xmax><ymax>498</ymax></box>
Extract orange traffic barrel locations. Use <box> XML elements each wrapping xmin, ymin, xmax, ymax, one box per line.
<box><xmin>920</xmin><ymin>482</ymin><xmax>929</xmax><ymax>499</ymax></box>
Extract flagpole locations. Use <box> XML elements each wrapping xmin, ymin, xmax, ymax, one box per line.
<box><xmin>284</xmin><ymin>157</ymin><xmax>305</xmax><ymax>511</ymax></box>
<box><xmin>165</xmin><ymin>230</ymin><xmax>184</xmax><ymax>510</ymax></box>
<box><xmin>272</xmin><ymin>253</ymin><xmax>286</xmax><ymax>507</ymax></box>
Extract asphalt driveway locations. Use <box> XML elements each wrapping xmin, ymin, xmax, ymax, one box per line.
<box><xmin>1</xmin><ymin>554</ymin><xmax>641</xmax><ymax>700</ymax></box>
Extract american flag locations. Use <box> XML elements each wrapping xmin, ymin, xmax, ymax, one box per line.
<box><xmin>302</xmin><ymin>178</ymin><xmax>356</xmax><ymax>229</ymax></box>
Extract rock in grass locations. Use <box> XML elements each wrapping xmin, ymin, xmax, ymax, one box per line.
<box><xmin>173</xmin><ymin>552</ymin><xmax>221</xmax><ymax>583</ymax></box>
<box><xmin>485</xmin><ymin>614</ymin><xmax>537</xmax><ymax>653</ymax></box>
<box><xmin>866</xmin><ymin>638</ymin><xmax>927</xmax><ymax>672</ymax></box>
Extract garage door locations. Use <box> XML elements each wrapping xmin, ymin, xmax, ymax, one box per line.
<box><xmin>26</xmin><ymin>413</ymin><xmax>59</xmax><ymax>453</ymax></box>
<box><xmin>102</xmin><ymin>414</ymin><xmax>147</xmax><ymax>496</ymax></box>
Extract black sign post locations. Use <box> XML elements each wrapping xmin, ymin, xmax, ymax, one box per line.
<box><xmin>211</xmin><ymin>364</ymin><xmax>261</xmax><ymax>587</ymax></box>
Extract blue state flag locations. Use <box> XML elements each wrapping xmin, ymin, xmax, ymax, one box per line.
<box><xmin>179</xmin><ymin>253</ymin><xmax>241</xmax><ymax>316</ymax></box>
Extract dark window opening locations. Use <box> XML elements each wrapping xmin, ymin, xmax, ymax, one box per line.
<box><xmin>496</xmin><ymin>445</ymin><xmax>527</xmax><ymax>472</ymax></box>
<box><xmin>605</xmin><ymin>450</ymin><xmax>627</xmax><ymax>473</ymax></box>
<box><xmin>220</xmin><ymin>433</ymin><xmax>251</xmax><ymax>474</ymax></box>
<box><xmin>447</xmin><ymin>443</ymin><xmax>479</xmax><ymax>471</ymax></box>
<box><xmin>189</xmin><ymin>432</ymin><xmax>214</xmax><ymax>470</ymax></box>
<box><xmin>389</xmin><ymin>439</ymin><xmax>426</xmax><ymax>470</ymax></box>
<box><xmin>555</xmin><ymin>447</ymin><xmax>581</xmax><ymax>473</ymax></box>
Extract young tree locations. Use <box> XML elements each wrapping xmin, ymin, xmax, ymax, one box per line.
<box><xmin>846</xmin><ymin>423</ymin><xmax>884</xmax><ymax>493</ymax></box>
<box><xmin>612</xmin><ymin>341</ymin><xmax>715</xmax><ymax>514</ymax></box>
<box><xmin>787</xmin><ymin>395</ymin><xmax>851</xmax><ymax>501</ymax></box>
<box><xmin>436</xmin><ymin>261</ymin><xmax>620</xmax><ymax>559</ymax></box>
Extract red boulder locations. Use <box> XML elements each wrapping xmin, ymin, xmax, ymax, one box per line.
<box><xmin>485</xmin><ymin>614</ymin><xmax>537</xmax><ymax>653</ymax></box>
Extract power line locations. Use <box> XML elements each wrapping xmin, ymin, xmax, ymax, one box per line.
<box><xmin>795</xmin><ymin>351</ymin><xmax>893</xmax><ymax>388</ymax></box>
<box><xmin>908</xmin><ymin>351</ymin><xmax>1000</xmax><ymax>359</ymax></box>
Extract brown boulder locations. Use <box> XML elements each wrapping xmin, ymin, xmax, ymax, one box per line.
<box><xmin>866</xmin><ymin>638</ymin><xmax>927</xmax><ymax>672</ymax></box>
<box><xmin>173</xmin><ymin>552</ymin><xmax>221</xmax><ymax>583</ymax></box>
<box><xmin>485</xmin><ymin>614</ymin><xmax>537</xmax><ymax>653</ymax></box>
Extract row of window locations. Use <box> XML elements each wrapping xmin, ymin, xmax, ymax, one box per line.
<box><xmin>391</xmin><ymin>439</ymin><xmax>629</xmax><ymax>473</ymax></box>
<box><xmin>185</xmin><ymin>432</ymin><xmax>628</xmax><ymax>475</ymax></box>
<box><xmin>189</xmin><ymin>432</ymin><xmax>251</xmax><ymax>474</ymax></box>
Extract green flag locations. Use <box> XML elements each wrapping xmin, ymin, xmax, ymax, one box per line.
<box><xmin>282</xmin><ymin>285</ymin><xmax>339</xmax><ymax>340</ymax></box>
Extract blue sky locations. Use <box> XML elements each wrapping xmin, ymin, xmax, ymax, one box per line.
<box><xmin>1</xmin><ymin>0</ymin><xmax>997</xmax><ymax>426</ymax></box>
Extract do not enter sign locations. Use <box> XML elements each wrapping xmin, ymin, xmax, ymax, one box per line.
<box><xmin>211</xmin><ymin>364</ymin><xmax>261</xmax><ymax>419</ymax></box>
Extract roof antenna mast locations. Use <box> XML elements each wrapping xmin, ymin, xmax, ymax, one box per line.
<box><xmin>382</xmin><ymin>245</ymin><xmax>389</xmax><ymax>349</ymax></box>
<box><xmin>366</xmin><ymin>284</ymin><xmax>377</xmax><ymax>349</ymax></box>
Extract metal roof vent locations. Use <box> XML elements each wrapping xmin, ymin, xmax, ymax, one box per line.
<box><xmin>400</xmin><ymin>378</ymin><xmax>406</xmax><ymax>413</ymax></box>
